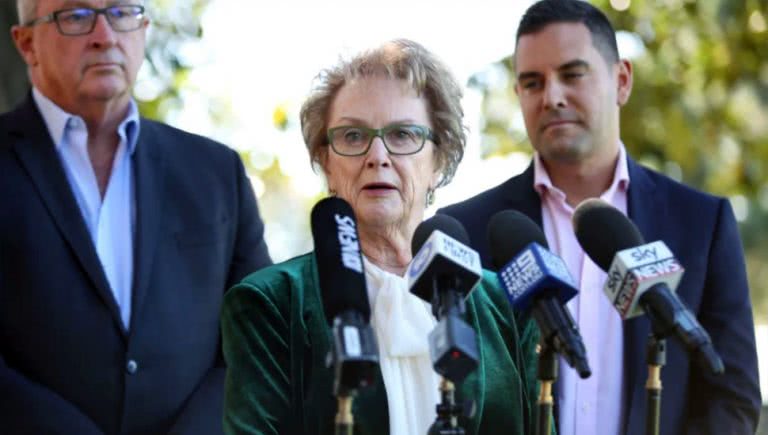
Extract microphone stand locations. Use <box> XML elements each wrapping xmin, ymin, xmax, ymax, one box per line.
<box><xmin>335</xmin><ymin>395</ymin><xmax>354</xmax><ymax>435</ymax></box>
<box><xmin>428</xmin><ymin>378</ymin><xmax>468</xmax><ymax>435</ymax></box>
<box><xmin>536</xmin><ymin>343</ymin><xmax>556</xmax><ymax>435</ymax></box>
<box><xmin>639</xmin><ymin>285</ymin><xmax>724</xmax><ymax>435</ymax></box>
<box><xmin>645</xmin><ymin>336</ymin><xmax>666</xmax><ymax>435</ymax></box>
<box><xmin>532</xmin><ymin>297</ymin><xmax>590</xmax><ymax>435</ymax></box>
<box><xmin>427</xmin><ymin>278</ymin><xmax>479</xmax><ymax>435</ymax></box>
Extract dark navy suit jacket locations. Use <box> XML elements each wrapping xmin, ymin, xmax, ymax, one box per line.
<box><xmin>439</xmin><ymin>159</ymin><xmax>761</xmax><ymax>435</ymax></box>
<box><xmin>0</xmin><ymin>96</ymin><xmax>272</xmax><ymax>435</ymax></box>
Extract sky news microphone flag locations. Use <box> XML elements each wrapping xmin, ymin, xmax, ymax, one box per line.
<box><xmin>572</xmin><ymin>198</ymin><xmax>723</xmax><ymax>374</ymax></box>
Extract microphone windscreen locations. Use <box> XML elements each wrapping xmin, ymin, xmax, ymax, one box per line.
<box><xmin>412</xmin><ymin>214</ymin><xmax>471</xmax><ymax>257</ymax></box>
<box><xmin>311</xmin><ymin>197</ymin><xmax>370</xmax><ymax>324</ymax></box>
<box><xmin>487</xmin><ymin>210</ymin><xmax>548</xmax><ymax>270</ymax></box>
<box><xmin>572</xmin><ymin>198</ymin><xmax>645</xmax><ymax>271</ymax></box>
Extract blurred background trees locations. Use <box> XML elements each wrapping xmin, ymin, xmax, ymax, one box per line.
<box><xmin>0</xmin><ymin>0</ymin><xmax>212</xmax><ymax>119</ymax></box>
<box><xmin>1</xmin><ymin>0</ymin><xmax>764</xmax><ymax>319</ymax></box>
<box><xmin>471</xmin><ymin>0</ymin><xmax>768</xmax><ymax>320</ymax></box>
<box><xmin>1</xmin><ymin>0</ymin><xmax>766</xmax><ymax>426</ymax></box>
<box><xmin>0</xmin><ymin>1</ymin><xmax>28</xmax><ymax>110</ymax></box>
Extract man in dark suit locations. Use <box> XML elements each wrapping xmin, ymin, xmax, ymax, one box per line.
<box><xmin>0</xmin><ymin>1</ymin><xmax>272</xmax><ymax>434</ymax></box>
<box><xmin>440</xmin><ymin>1</ymin><xmax>761</xmax><ymax>434</ymax></box>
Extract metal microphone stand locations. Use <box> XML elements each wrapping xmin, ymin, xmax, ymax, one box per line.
<box><xmin>535</xmin><ymin>343</ymin><xmax>556</xmax><ymax>435</ymax></box>
<box><xmin>334</xmin><ymin>395</ymin><xmax>354</xmax><ymax>435</ymax></box>
<box><xmin>639</xmin><ymin>285</ymin><xmax>724</xmax><ymax>435</ymax></box>
<box><xmin>533</xmin><ymin>298</ymin><xmax>591</xmax><ymax>435</ymax></box>
<box><xmin>427</xmin><ymin>278</ymin><xmax>479</xmax><ymax>435</ymax></box>
<box><xmin>645</xmin><ymin>336</ymin><xmax>666</xmax><ymax>435</ymax></box>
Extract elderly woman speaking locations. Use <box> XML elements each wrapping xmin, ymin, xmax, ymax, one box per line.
<box><xmin>221</xmin><ymin>39</ymin><xmax>540</xmax><ymax>435</ymax></box>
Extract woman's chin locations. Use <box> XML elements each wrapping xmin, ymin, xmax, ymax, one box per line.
<box><xmin>356</xmin><ymin>203</ymin><xmax>405</xmax><ymax>228</ymax></box>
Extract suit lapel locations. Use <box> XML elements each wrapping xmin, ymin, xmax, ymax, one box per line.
<box><xmin>504</xmin><ymin>163</ymin><xmax>543</xmax><ymax>226</ymax></box>
<box><xmin>623</xmin><ymin>157</ymin><xmax>662</xmax><ymax>435</ymax></box>
<box><xmin>129</xmin><ymin>121</ymin><xmax>166</xmax><ymax>326</ymax></box>
<box><xmin>8</xmin><ymin>97</ymin><xmax>126</xmax><ymax>336</ymax></box>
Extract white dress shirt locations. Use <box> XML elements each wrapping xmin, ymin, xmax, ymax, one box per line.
<box><xmin>533</xmin><ymin>144</ymin><xmax>631</xmax><ymax>435</ymax></box>
<box><xmin>33</xmin><ymin>88</ymin><xmax>140</xmax><ymax>329</ymax></box>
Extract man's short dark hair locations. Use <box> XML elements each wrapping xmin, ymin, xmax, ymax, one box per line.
<box><xmin>516</xmin><ymin>0</ymin><xmax>619</xmax><ymax>64</ymax></box>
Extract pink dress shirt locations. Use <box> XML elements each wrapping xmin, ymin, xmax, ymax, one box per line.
<box><xmin>533</xmin><ymin>144</ymin><xmax>630</xmax><ymax>435</ymax></box>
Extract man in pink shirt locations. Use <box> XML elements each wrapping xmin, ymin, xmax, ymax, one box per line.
<box><xmin>440</xmin><ymin>1</ymin><xmax>761</xmax><ymax>434</ymax></box>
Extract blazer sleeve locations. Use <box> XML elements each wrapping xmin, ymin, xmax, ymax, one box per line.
<box><xmin>225</xmin><ymin>151</ymin><xmax>272</xmax><ymax>290</ymax></box>
<box><xmin>0</xmin><ymin>355</ymin><xmax>104</xmax><ymax>435</ymax></box>
<box><xmin>480</xmin><ymin>272</ymin><xmax>543</xmax><ymax>434</ymax></box>
<box><xmin>519</xmin><ymin>316</ymin><xmax>540</xmax><ymax>403</ymax></box>
<box><xmin>684</xmin><ymin>199</ymin><xmax>762</xmax><ymax>433</ymax></box>
<box><xmin>221</xmin><ymin>282</ymin><xmax>292</xmax><ymax>435</ymax></box>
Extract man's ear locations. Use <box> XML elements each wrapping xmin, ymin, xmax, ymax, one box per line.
<box><xmin>11</xmin><ymin>25</ymin><xmax>38</xmax><ymax>67</ymax></box>
<box><xmin>616</xmin><ymin>59</ymin><xmax>633</xmax><ymax>106</ymax></box>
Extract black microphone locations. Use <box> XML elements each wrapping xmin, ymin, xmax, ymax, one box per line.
<box><xmin>406</xmin><ymin>214</ymin><xmax>481</xmax><ymax>384</ymax></box>
<box><xmin>487</xmin><ymin>210</ymin><xmax>591</xmax><ymax>378</ymax></box>
<box><xmin>310</xmin><ymin>197</ymin><xmax>379</xmax><ymax>398</ymax></box>
<box><xmin>573</xmin><ymin>199</ymin><xmax>724</xmax><ymax>374</ymax></box>
<box><xmin>409</xmin><ymin>214</ymin><xmax>482</xmax><ymax>306</ymax></box>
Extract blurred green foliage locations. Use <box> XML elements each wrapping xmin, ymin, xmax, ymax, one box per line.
<box><xmin>0</xmin><ymin>1</ymin><xmax>212</xmax><ymax>118</ymax></box>
<box><xmin>5</xmin><ymin>0</ymin><xmax>764</xmax><ymax>319</ymax></box>
<box><xmin>136</xmin><ymin>0</ymin><xmax>211</xmax><ymax>120</ymax></box>
<box><xmin>470</xmin><ymin>0</ymin><xmax>768</xmax><ymax>320</ymax></box>
<box><xmin>0</xmin><ymin>2</ymin><xmax>28</xmax><ymax>110</ymax></box>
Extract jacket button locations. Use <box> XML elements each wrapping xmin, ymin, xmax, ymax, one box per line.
<box><xmin>126</xmin><ymin>359</ymin><xmax>139</xmax><ymax>375</ymax></box>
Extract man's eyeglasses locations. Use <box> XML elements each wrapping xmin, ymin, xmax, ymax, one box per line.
<box><xmin>326</xmin><ymin>124</ymin><xmax>436</xmax><ymax>156</ymax></box>
<box><xmin>24</xmin><ymin>5</ymin><xmax>147</xmax><ymax>36</ymax></box>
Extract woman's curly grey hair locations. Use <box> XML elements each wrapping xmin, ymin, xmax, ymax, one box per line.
<box><xmin>299</xmin><ymin>39</ymin><xmax>467</xmax><ymax>188</ymax></box>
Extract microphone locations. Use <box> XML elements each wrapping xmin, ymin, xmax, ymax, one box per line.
<box><xmin>409</xmin><ymin>214</ymin><xmax>482</xmax><ymax>306</ymax></box>
<box><xmin>407</xmin><ymin>214</ymin><xmax>481</xmax><ymax>384</ymax></box>
<box><xmin>573</xmin><ymin>198</ymin><xmax>724</xmax><ymax>374</ymax></box>
<box><xmin>487</xmin><ymin>210</ymin><xmax>591</xmax><ymax>378</ymax></box>
<box><xmin>311</xmin><ymin>197</ymin><xmax>379</xmax><ymax>397</ymax></box>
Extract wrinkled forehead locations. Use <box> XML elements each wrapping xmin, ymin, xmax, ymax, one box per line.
<box><xmin>344</xmin><ymin>74</ymin><xmax>416</xmax><ymax>95</ymax></box>
<box><xmin>347</xmin><ymin>61</ymin><xmax>425</xmax><ymax>94</ymax></box>
<box><xmin>38</xmin><ymin>0</ymin><xmax>142</xmax><ymax>11</ymax></box>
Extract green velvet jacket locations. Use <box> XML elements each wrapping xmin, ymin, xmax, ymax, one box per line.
<box><xmin>221</xmin><ymin>253</ymin><xmax>541</xmax><ymax>435</ymax></box>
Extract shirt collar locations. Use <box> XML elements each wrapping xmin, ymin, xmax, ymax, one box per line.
<box><xmin>32</xmin><ymin>87</ymin><xmax>141</xmax><ymax>155</ymax></box>
<box><xmin>533</xmin><ymin>142</ymin><xmax>630</xmax><ymax>198</ymax></box>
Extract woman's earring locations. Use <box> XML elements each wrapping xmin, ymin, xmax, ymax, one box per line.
<box><xmin>328</xmin><ymin>189</ymin><xmax>337</xmax><ymax>197</ymax></box>
<box><xmin>425</xmin><ymin>188</ymin><xmax>435</xmax><ymax>207</ymax></box>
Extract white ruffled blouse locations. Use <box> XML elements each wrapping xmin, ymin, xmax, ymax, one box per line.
<box><xmin>363</xmin><ymin>257</ymin><xmax>441</xmax><ymax>435</ymax></box>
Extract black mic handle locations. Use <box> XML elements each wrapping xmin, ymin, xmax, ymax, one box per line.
<box><xmin>640</xmin><ymin>285</ymin><xmax>724</xmax><ymax>374</ymax></box>
<box><xmin>532</xmin><ymin>297</ymin><xmax>591</xmax><ymax>378</ymax></box>
<box><xmin>432</xmin><ymin>276</ymin><xmax>467</xmax><ymax>319</ymax></box>
<box><xmin>329</xmin><ymin>312</ymin><xmax>379</xmax><ymax>396</ymax></box>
